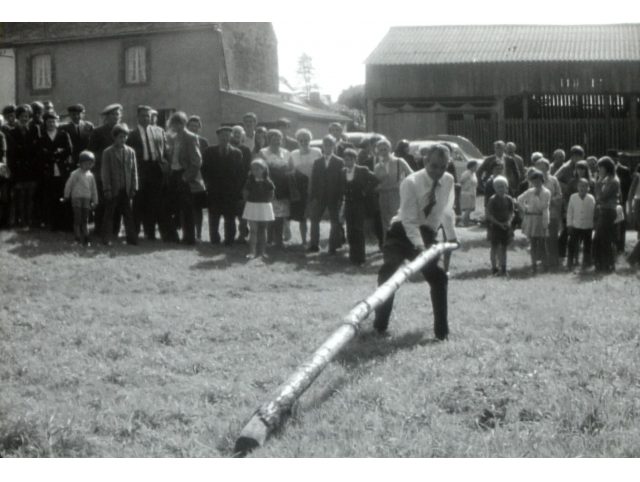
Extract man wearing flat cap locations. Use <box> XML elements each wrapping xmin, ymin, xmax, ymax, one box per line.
<box><xmin>88</xmin><ymin>103</ymin><xmax>123</xmax><ymax>231</ymax></box>
<box><xmin>127</xmin><ymin>105</ymin><xmax>169</xmax><ymax>241</ymax></box>
<box><xmin>201</xmin><ymin>126</ymin><xmax>245</xmax><ymax>246</ymax></box>
<box><xmin>60</xmin><ymin>104</ymin><xmax>94</xmax><ymax>168</ymax></box>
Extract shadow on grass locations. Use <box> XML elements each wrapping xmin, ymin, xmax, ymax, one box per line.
<box><xmin>4</xmin><ymin>228</ymin><xmax>189</xmax><ymax>259</ymax></box>
<box><xmin>334</xmin><ymin>329</ymin><xmax>442</xmax><ymax>368</ymax></box>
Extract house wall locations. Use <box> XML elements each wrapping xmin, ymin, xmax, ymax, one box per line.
<box><xmin>0</xmin><ymin>49</ymin><xmax>15</xmax><ymax>107</ymax></box>
<box><xmin>14</xmin><ymin>28</ymin><xmax>224</xmax><ymax>140</ymax></box>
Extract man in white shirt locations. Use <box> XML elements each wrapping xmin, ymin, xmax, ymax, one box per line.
<box><xmin>374</xmin><ymin>144</ymin><xmax>458</xmax><ymax>341</ymax></box>
<box><xmin>241</xmin><ymin>112</ymin><xmax>257</xmax><ymax>152</ymax></box>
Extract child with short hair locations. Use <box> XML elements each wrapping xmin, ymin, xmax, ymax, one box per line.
<box><xmin>485</xmin><ymin>176</ymin><xmax>515</xmax><ymax>275</ymax></box>
<box><xmin>483</xmin><ymin>161</ymin><xmax>505</xmax><ymax>213</ymax></box>
<box><xmin>566</xmin><ymin>178</ymin><xmax>595</xmax><ymax>270</ymax></box>
<box><xmin>518</xmin><ymin>168</ymin><xmax>551</xmax><ymax>273</ymax></box>
<box><xmin>459</xmin><ymin>160</ymin><xmax>478</xmax><ymax>226</ymax></box>
<box><xmin>64</xmin><ymin>150</ymin><xmax>98</xmax><ymax>245</ymax></box>
<box><xmin>242</xmin><ymin>158</ymin><xmax>275</xmax><ymax>260</ymax></box>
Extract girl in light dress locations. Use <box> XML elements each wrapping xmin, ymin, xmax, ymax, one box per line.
<box><xmin>517</xmin><ymin>168</ymin><xmax>551</xmax><ymax>273</ymax></box>
<box><xmin>459</xmin><ymin>160</ymin><xmax>478</xmax><ymax>226</ymax></box>
<box><xmin>242</xmin><ymin>158</ymin><xmax>275</xmax><ymax>260</ymax></box>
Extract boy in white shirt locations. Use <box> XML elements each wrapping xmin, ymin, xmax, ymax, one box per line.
<box><xmin>64</xmin><ymin>151</ymin><xmax>98</xmax><ymax>245</ymax></box>
<box><xmin>566</xmin><ymin>178</ymin><xmax>595</xmax><ymax>270</ymax></box>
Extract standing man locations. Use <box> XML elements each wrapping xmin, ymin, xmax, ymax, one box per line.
<box><xmin>373</xmin><ymin>144</ymin><xmax>458</xmax><ymax>340</ymax></box>
<box><xmin>308</xmin><ymin>135</ymin><xmax>345</xmax><ymax>254</ymax></box>
<box><xmin>127</xmin><ymin>105</ymin><xmax>169</xmax><ymax>241</ymax></box>
<box><xmin>506</xmin><ymin>141</ymin><xmax>525</xmax><ymax>181</ymax></box>
<box><xmin>328</xmin><ymin>122</ymin><xmax>349</xmax><ymax>158</ymax></box>
<box><xmin>611</xmin><ymin>151</ymin><xmax>632</xmax><ymax>254</ymax></box>
<box><xmin>201</xmin><ymin>126</ymin><xmax>245</xmax><ymax>246</ymax></box>
<box><xmin>476</xmin><ymin>140</ymin><xmax>519</xmax><ymax>196</ymax></box>
<box><xmin>60</xmin><ymin>104</ymin><xmax>94</xmax><ymax>169</ymax></box>
<box><xmin>230</xmin><ymin>125</ymin><xmax>253</xmax><ymax>242</ymax></box>
<box><xmin>88</xmin><ymin>103</ymin><xmax>123</xmax><ymax>231</ymax></box>
<box><xmin>241</xmin><ymin>112</ymin><xmax>258</xmax><ymax>152</ymax></box>
<box><xmin>166</xmin><ymin>111</ymin><xmax>203</xmax><ymax>245</ymax></box>
<box><xmin>277</xmin><ymin>118</ymin><xmax>299</xmax><ymax>152</ymax></box>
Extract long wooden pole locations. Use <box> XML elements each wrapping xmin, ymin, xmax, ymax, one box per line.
<box><xmin>234</xmin><ymin>242</ymin><xmax>459</xmax><ymax>456</ymax></box>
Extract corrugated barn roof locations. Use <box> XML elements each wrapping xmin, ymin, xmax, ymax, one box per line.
<box><xmin>365</xmin><ymin>24</ymin><xmax>640</xmax><ymax>65</ymax></box>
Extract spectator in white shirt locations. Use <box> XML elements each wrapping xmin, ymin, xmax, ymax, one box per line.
<box><xmin>566</xmin><ymin>178</ymin><xmax>595</xmax><ymax>270</ymax></box>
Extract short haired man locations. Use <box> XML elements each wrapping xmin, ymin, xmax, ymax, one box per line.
<box><xmin>277</xmin><ymin>117</ymin><xmax>299</xmax><ymax>152</ymax></box>
<box><xmin>241</xmin><ymin>112</ymin><xmax>258</xmax><ymax>152</ymax></box>
<box><xmin>505</xmin><ymin>141</ymin><xmax>525</xmax><ymax>179</ymax></box>
<box><xmin>127</xmin><ymin>105</ymin><xmax>170</xmax><ymax>241</ymax></box>
<box><xmin>88</xmin><ymin>103</ymin><xmax>123</xmax><ymax>230</ymax></box>
<box><xmin>308</xmin><ymin>134</ymin><xmax>345</xmax><ymax>254</ymax></box>
<box><xmin>166</xmin><ymin>111</ymin><xmax>204</xmax><ymax>245</ymax></box>
<box><xmin>230</xmin><ymin>125</ymin><xmax>253</xmax><ymax>242</ymax></box>
<box><xmin>201</xmin><ymin>126</ymin><xmax>245</xmax><ymax>246</ymax></box>
<box><xmin>373</xmin><ymin>144</ymin><xmax>458</xmax><ymax>341</ymax></box>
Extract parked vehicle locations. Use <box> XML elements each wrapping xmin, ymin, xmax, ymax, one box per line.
<box><xmin>408</xmin><ymin>138</ymin><xmax>484</xmax><ymax>179</ymax></box>
<box><xmin>310</xmin><ymin>132</ymin><xmax>384</xmax><ymax>151</ymax></box>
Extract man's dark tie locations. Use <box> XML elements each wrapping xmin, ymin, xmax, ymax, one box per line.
<box><xmin>423</xmin><ymin>181</ymin><xmax>437</xmax><ymax>218</ymax></box>
<box><xmin>144</xmin><ymin>127</ymin><xmax>153</xmax><ymax>161</ymax></box>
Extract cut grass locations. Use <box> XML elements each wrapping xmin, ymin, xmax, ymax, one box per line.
<box><xmin>1</xmin><ymin>222</ymin><xmax>639</xmax><ymax>457</ymax></box>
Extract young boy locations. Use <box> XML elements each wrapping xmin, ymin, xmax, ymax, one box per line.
<box><xmin>101</xmin><ymin>124</ymin><xmax>138</xmax><ymax>245</ymax></box>
<box><xmin>566</xmin><ymin>177</ymin><xmax>595</xmax><ymax>270</ymax></box>
<box><xmin>64</xmin><ymin>150</ymin><xmax>98</xmax><ymax>245</ymax></box>
<box><xmin>485</xmin><ymin>176</ymin><xmax>514</xmax><ymax>276</ymax></box>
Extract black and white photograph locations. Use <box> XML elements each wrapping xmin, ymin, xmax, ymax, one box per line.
<box><xmin>1</xmin><ymin>0</ymin><xmax>640</xmax><ymax>474</ymax></box>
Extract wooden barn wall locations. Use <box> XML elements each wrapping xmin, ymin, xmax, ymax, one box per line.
<box><xmin>366</xmin><ymin>62</ymin><xmax>640</xmax><ymax>99</ymax></box>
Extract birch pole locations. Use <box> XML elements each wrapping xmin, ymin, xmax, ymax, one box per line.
<box><xmin>234</xmin><ymin>242</ymin><xmax>459</xmax><ymax>456</ymax></box>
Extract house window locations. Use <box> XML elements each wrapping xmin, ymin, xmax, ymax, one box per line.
<box><xmin>32</xmin><ymin>54</ymin><xmax>52</xmax><ymax>91</ymax></box>
<box><xmin>124</xmin><ymin>45</ymin><xmax>148</xmax><ymax>84</ymax></box>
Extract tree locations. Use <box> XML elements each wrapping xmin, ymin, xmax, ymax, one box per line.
<box><xmin>296</xmin><ymin>53</ymin><xmax>317</xmax><ymax>101</ymax></box>
<box><xmin>337</xmin><ymin>85</ymin><xmax>365</xmax><ymax>111</ymax></box>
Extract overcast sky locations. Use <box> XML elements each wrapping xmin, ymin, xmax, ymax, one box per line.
<box><xmin>6</xmin><ymin>0</ymin><xmax>640</xmax><ymax>102</ymax></box>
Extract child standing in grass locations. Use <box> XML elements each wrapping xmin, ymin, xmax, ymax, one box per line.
<box><xmin>63</xmin><ymin>150</ymin><xmax>98</xmax><ymax>245</ymax></box>
<box><xmin>485</xmin><ymin>176</ymin><xmax>514</xmax><ymax>275</ymax></box>
<box><xmin>566</xmin><ymin>178</ymin><xmax>595</xmax><ymax>270</ymax></box>
<box><xmin>518</xmin><ymin>168</ymin><xmax>551</xmax><ymax>273</ymax></box>
<box><xmin>242</xmin><ymin>158</ymin><xmax>275</xmax><ymax>260</ymax></box>
<box><xmin>459</xmin><ymin>160</ymin><xmax>478</xmax><ymax>226</ymax></box>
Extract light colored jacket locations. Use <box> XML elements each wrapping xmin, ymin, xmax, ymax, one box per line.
<box><xmin>101</xmin><ymin>144</ymin><xmax>138</xmax><ymax>198</ymax></box>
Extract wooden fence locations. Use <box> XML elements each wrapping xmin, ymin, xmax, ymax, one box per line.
<box><xmin>448</xmin><ymin>118</ymin><xmax>637</xmax><ymax>160</ymax></box>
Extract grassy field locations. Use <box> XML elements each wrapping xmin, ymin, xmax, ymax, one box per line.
<box><xmin>1</xmin><ymin>219</ymin><xmax>639</xmax><ymax>458</ymax></box>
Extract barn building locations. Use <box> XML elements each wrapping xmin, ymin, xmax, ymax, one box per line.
<box><xmin>0</xmin><ymin>22</ymin><xmax>348</xmax><ymax>140</ymax></box>
<box><xmin>365</xmin><ymin>24</ymin><xmax>640</xmax><ymax>158</ymax></box>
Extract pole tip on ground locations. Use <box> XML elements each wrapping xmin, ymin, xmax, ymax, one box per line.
<box><xmin>233</xmin><ymin>436</ymin><xmax>260</xmax><ymax>457</ymax></box>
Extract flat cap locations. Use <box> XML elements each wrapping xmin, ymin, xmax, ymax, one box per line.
<box><xmin>67</xmin><ymin>103</ymin><xmax>85</xmax><ymax>113</ymax></box>
<box><xmin>43</xmin><ymin>111</ymin><xmax>59</xmax><ymax>121</ymax></box>
<box><xmin>101</xmin><ymin>103</ymin><xmax>123</xmax><ymax>115</ymax></box>
<box><xmin>216</xmin><ymin>126</ymin><xmax>233</xmax><ymax>134</ymax></box>
<box><xmin>137</xmin><ymin>105</ymin><xmax>153</xmax><ymax>113</ymax></box>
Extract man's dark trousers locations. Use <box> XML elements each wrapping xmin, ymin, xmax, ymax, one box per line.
<box><xmin>134</xmin><ymin>161</ymin><xmax>166</xmax><ymax>240</ymax></box>
<box><xmin>167</xmin><ymin>170</ymin><xmax>195</xmax><ymax>244</ymax></box>
<box><xmin>345</xmin><ymin>201</ymin><xmax>366</xmax><ymax>264</ymax></box>
<box><xmin>374</xmin><ymin>221</ymin><xmax>448</xmax><ymax>340</ymax></box>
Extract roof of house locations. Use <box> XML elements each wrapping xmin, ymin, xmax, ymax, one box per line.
<box><xmin>0</xmin><ymin>22</ymin><xmax>219</xmax><ymax>46</ymax></box>
<box><xmin>223</xmin><ymin>90</ymin><xmax>351</xmax><ymax>122</ymax></box>
<box><xmin>365</xmin><ymin>24</ymin><xmax>640</xmax><ymax>65</ymax></box>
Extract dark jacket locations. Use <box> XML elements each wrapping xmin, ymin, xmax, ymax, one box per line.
<box><xmin>7</xmin><ymin>124</ymin><xmax>38</xmax><ymax>182</ymax></box>
<box><xmin>101</xmin><ymin>144</ymin><xmax>138</xmax><ymax>198</ymax></box>
<box><xmin>343</xmin><ymin>165</ymin><xmax>379</xmax><ymax>204</ymax></box>
<box><xmin>127</xmin><ymin>124</ymin><xmax>169</xmax><ymax>180</ymax></box>
<box><xmin>231</xmin><ymin>141</ymin><xmax>253</xmax><ymax>178</ymax></box>
<box><xmin>201</xmin><ymin>144</ymin><xmax>245</xmax><ymax>207</ymax></box>
<box><xmin>36</xmin><ymin>130</ymin><xmax>73</xmax><ymax>179</ymax></box>
<box><xmin>166</xmin><ymin>129</ymin><xmax>204</xmax><ymax>193</ymax></box>
<box><xmin>310</xmin><ymin>154</ymin><xmax>345</xmax><ymax>209</ymax></box>
<box><xmin>60</xmin><ymin>119</ymin><xmax>94</xmax><ymax>165</ymax></box>
<box><xmin>88</xmin><ymin>123</ymin><xmax>118</xmax><ymax>181</ymax></box>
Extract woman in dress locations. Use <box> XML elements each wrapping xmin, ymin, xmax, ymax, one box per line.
<box><xmin>252</xmin><ymin>126</ymin><xmax>268</xmax><ymax>158</ymax></box>
<box><xmin>260</xmin><ymin>129</ymin><xmax>292</xmax><ymax>247</ymax></box>
<box><xmin>373</xmin><ymin>139</ymin><xmax>413</xmax><ymax>238</ymax></box>
<box><xmin>518</xmin><ymin>168</ymin><xmax>551</xmax><ymax>273</ymax></box>
<box><xmin>592</xmin><ymin>157</ymin><xmax>620</xmax><ymax>273</ymax></box>
<box><xmin>289</xmin><ymin>128</ymin><xmax>321</xmax><ymax>246</ymax></box>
